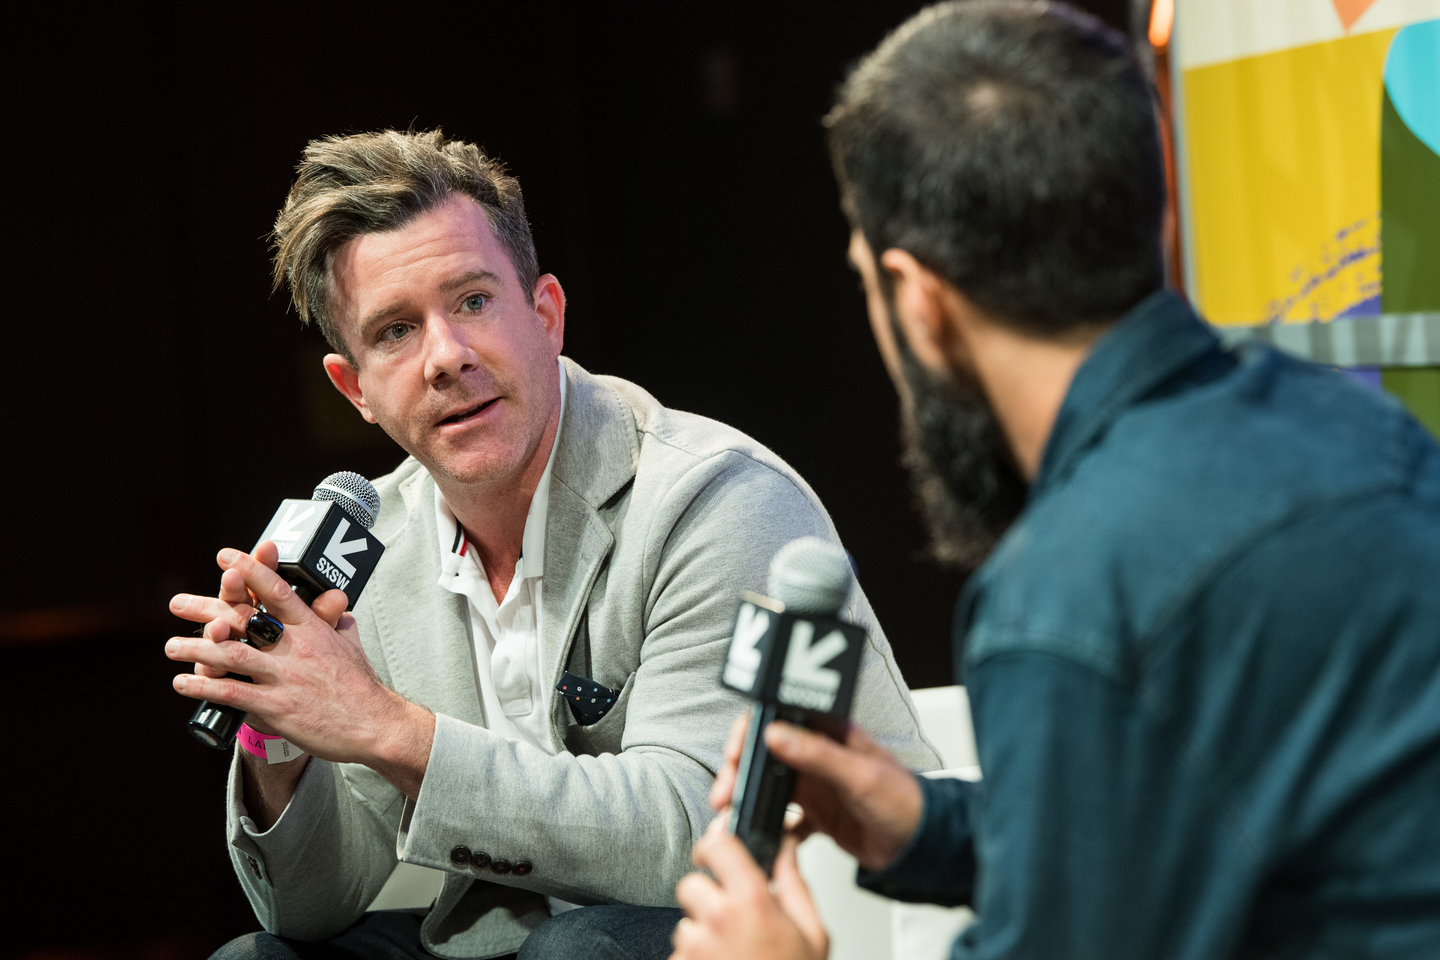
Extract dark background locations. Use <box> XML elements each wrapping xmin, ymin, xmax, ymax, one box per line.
<box><xmin>2</xmin><ymin>2</ymin><xmax>1140</xmax><ymax>956</ymax></box>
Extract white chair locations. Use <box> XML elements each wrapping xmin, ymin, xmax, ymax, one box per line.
<box><xmin>797</xmin><ymin>685</ymin><xmax>979</xmax><ymax>960</ymax></box>
<box><xmin>368</xmin><ymin>859</ymin><xmax>444</xmax><ymax>912</ymax></box>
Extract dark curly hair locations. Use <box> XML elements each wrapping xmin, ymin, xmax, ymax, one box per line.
<box><xmin>827</xmin><ymin>0</ymin><xmax>1165</xmax><ymax>333</ymax></box>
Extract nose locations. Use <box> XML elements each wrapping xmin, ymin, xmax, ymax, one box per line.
<box><xmin>421</xmin><ymin>314</ymin><xmax>479</xmax><ymax>384</ymax></box>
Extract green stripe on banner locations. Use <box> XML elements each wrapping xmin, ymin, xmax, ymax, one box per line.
<box><xmin>1381</xmin><ymin>367</ymin><xmax>1440</xmax><ymax>442</ymax></box>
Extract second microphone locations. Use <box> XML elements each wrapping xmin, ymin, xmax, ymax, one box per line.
<box><xmin>721</xmin><ymin>536</ymin><xmax>866</xmax><ymax>873</ymax></box>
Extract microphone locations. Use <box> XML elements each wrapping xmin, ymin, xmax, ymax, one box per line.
<box><xmin>186</xmin><ymin>471</ymin><xmax>386</xmax><ymax>750</ymax></box>
<box><xmin>722</xmin><ymin>536</ymin><xmax>866</xmax><ymax>873</ymax></box>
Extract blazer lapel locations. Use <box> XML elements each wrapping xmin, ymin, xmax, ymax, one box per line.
<box><xmin>368</xmin><ymin>472</ymin><xmax>487</xmax><ymax>728</ymax></box>
<box><xmin>539</xmin><ymin>360</ymin><xmax>639</xmax><ymax>744</ymax></box>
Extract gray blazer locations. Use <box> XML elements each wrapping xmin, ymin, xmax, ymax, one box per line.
<box><xmin>226</xmin><ymin>360</ymin><xmax>940</xmax><ymax>958</ymax></box>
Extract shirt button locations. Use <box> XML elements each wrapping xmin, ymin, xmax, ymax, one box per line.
<box><xmin>513</xmin><ymin>860</ymin><xmax>533</xmax><ymax>876</ymax></box>
<box><xmin>449</xmin><ymin>845</ymin><xmax>471</xmax><ymax>867</ymax></box>
<box><xmin>491</xmin><ymin>859</ymin><xmax>513</xmax><ymax>874</ymax></box>
<box><xmin>471</xmin><ymin>851</ymin><xmax>492</xmax><ymax>870</ymax></box>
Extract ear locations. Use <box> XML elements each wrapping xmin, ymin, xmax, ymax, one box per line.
<box><xmin>323</xmin><ymin>354</ymin><xmax>378</xmax><ymax>424</ymax></box>
<box><xmin>878</xmin><ymin>249</ymin><xmax>957</xmax><ymax>376</ymax></box>
<box><xmin>532</xmin><ymin>274</ymin><xmax>566</xmax><ymax>355</ymax></box>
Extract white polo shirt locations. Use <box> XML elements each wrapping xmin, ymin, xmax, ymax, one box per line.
<box><xmin>434</xmin><ymin>362</ymin><xmax>567</xmax><ymax>756</ymax></box>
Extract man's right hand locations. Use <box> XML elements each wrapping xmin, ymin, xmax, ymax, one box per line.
<box><xmin>709</xmin><ymin>714</ymin><xmax>925</xmax><ymax>873</ymax></box>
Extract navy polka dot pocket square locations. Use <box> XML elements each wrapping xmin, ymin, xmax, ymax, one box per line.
<box><xmin>556</xmin><ymin>671</ymin><xmax>619</xmax><ymax>726</ymax></box>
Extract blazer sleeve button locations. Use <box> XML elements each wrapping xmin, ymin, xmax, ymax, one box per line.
<box><xmin>471</xmin><ymin>851</ymin><xmax>492</xmax><ymax>870</ymax></box>
<box><xmin>490</xmin><ymin>859</ymin><xmax>513</xmax><ymax>874</ymax></box>
<box><xmin>449</xmin><ymin>845</ymin><xmax>471</xmax><ymax>867</ymax></box>
<box><xmin>513</xmin><ymin>860</ymin><xmax>533</xmax><ymax>876</ymax></box>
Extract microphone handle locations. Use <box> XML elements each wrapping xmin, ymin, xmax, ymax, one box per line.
<box><xmin>186</xmin><ymin>578</ymin><xmax>322</xmax><ymax>750</ymax></box>
<box><xmin>728</xmin><ymin>701</ymin><xmax>810</xmax><ymax>874</ymax></box>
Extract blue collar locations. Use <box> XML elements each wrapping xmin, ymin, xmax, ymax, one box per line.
<box><xmin>1033</xmin><ymin>290</ymin><xmax>1222</xmax><ymax>497</ymax></box>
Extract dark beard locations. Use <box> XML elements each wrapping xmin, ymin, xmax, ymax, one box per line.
<box><xmin>896</xmin><ymin>329</ymin><xmax>1028</xmax><ymax>571</ymax></box>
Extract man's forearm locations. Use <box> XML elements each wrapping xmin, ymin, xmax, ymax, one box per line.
<box><xmin>855</xmin><ymin>775</ymin><xmax>977</xmax><ymax>907</ymax></box>
<box><xmin>240</xmin><ymin>698</ymin><xmax>434</xmax><ymax>829</ymax></box>
<box><xmin>363</xmin><ymin>699</ymin><xmax>436</xmax><ymax>801</ymax></box>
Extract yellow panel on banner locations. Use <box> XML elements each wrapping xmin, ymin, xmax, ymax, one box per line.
<box><xmin>1174</xmin><ymin>0</ymin><xmax>1440</xmax><ymax>326</ymax></box>
<box><xmin>1185</xmin><ymin>30</ymin><xmax>1391</xmax><ymax>325</ymax></box>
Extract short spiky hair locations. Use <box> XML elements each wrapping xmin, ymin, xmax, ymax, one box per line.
<box><xmin>270</xmin><ymin>128</ymin><xmax>539</xmax><ymax>361</ymax></box>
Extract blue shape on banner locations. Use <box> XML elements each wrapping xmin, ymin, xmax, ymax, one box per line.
<box><xmin>1384</xmin><ymin>20</ymin><xmax>1440</xmax><ymax>157</ymax></box>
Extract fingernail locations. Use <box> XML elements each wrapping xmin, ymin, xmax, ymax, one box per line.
<box><xmin>174</xmin><ymin>675</ymin><xmax>190</xmax><ymax>692</ymax></box>
<box><xmin>165</xmin><ymin>639</ymin><xmax>179</xmax><ymax>655</ymax></box>
<box><xmin>218</xmin><ymin>548</ymin><xmax>239</xmax><ymax>564</ymax></box>
<box><xmin>170</xmin><ymin>595</ymin><xmax>189</xmax><ymax>611</ymax></box>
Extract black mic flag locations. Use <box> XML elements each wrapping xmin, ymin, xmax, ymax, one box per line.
<box><xmin>721</xmin><ymin>537</ymin><xmax>865</xmax><ymax>873</ymax></box>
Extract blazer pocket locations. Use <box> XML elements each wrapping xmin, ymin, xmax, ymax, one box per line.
<box><xmin>561</xmin><ymin>671</ymin><xmax>635</xmax><ymax>758</ymax></box>
<box><xmin>557</xmin><ymin>670</ymin><xmax>622</xmax><ymax>725</ymax></box>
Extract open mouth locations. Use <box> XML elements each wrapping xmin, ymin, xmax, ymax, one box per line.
<box><xmin>439</xmin><ymin>398</ymin><xmax>498</xmax><ymax>426</ymax></box>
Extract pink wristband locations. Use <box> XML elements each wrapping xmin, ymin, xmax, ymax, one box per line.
<box><xmin>239</xmin><ymin>724</ymin><xmax>304</xmax><ymax>763</ymax></box>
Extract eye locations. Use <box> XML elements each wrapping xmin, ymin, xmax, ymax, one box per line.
<box><xmin>462</xmin><ymin>293</ymin><xmax>487</xmax><ymax>312</ymax></box>
<box><xmin>379</xmin><ymin>322</ymin><xmax>410</xmax><ymax>342</ymax></box>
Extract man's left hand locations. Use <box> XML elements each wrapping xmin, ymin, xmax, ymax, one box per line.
<box><xmin>671</xmin><ymin>820</ymin><xmax>828</xmax><ymax>960</ymax></box>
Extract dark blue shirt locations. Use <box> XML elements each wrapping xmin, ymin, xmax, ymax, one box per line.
<box><xmin>861</xmin><ymin>292</ymin><xmax>1440</xmax><ymax>958</ymax></box>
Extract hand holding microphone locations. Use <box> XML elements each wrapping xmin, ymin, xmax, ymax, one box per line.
<box><xmin>719</xmin><ymin>537</ymin><xmax>867</xmax><ymax>872</ymax></box>
<box><xmin>673</xmin><ymin>537</ymin><xmax>923</xmax><ymax>960</ymax></box>
<box><xmin>713</xmin><ymin>536</ymin><xmax>924</xmax><ymax>874</ymax></box>
<box><xmin>171</xmin><ymin>471</ymin><xmax>386</xmax><ymax>749</ymax></box>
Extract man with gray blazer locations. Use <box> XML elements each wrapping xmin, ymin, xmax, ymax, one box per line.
<box><xmin>165</xmin><ymin>128</ymin><xmax>939</xmax><ymax>960</ymax></box>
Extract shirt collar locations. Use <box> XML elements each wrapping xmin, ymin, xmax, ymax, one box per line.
<box><xmin>1033</xmin><ymin>290</ymin><xmax>1223</xmax><ymax>497</ymax></box>
<box><xmin>435</xmin><ymin>358</ymin><xmax>569</xmax><ymax>583</ymax></box>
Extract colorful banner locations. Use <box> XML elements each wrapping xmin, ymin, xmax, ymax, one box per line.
<box><xmin>1174</xmin><ymin>0</ymin><xmax>1440</xmax><ymax>325</ymax></box>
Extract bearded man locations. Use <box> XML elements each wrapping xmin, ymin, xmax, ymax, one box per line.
<box><xmin>671</xmin><ymin>3</ymin><xmax>1440</xmax><ymax>959</ymax></box>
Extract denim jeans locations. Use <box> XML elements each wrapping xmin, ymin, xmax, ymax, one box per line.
<box><xmin>212</xmin><ymin>905</ymin><xmax>684</xmax><ymax>960</ymax></box>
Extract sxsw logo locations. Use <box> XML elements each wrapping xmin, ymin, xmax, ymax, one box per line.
<box><xmin>264</xmin><ymin>502</ymin><xmax>321</xmax><ymax>560</ymax></box>
<box><xmin>314</xmin><ymin>517</ymin><xmax>370</xmax><ymax>590</ymax></box>
<box><xmin>778</xmin><ymin>621</ymin><xmax>848</xmax><ymax>712</ymax></box>
<box><xmin>722</xmin><ymin>599</ymin><xmax>857</xmax><ymax>715</ymax></box>
<box><xmin>256</xmin><ymin>499</ymin><xmax>382</xmax><ymax>607</ymax></box>
<box><xmin>723</xmin><ymin>602</ymin><xmax>771</xmax><ymax>693</ymax></box>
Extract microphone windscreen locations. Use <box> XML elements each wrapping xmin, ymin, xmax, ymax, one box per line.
<box><xmin>766</xmin><ymin>536</ymin><xmax>852</xmax><ymax>617</ymax></box>
<box><xmin>313</xmin><ymin>471</ymin><xmax>381</xmax><ymax>530</ymax></box>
